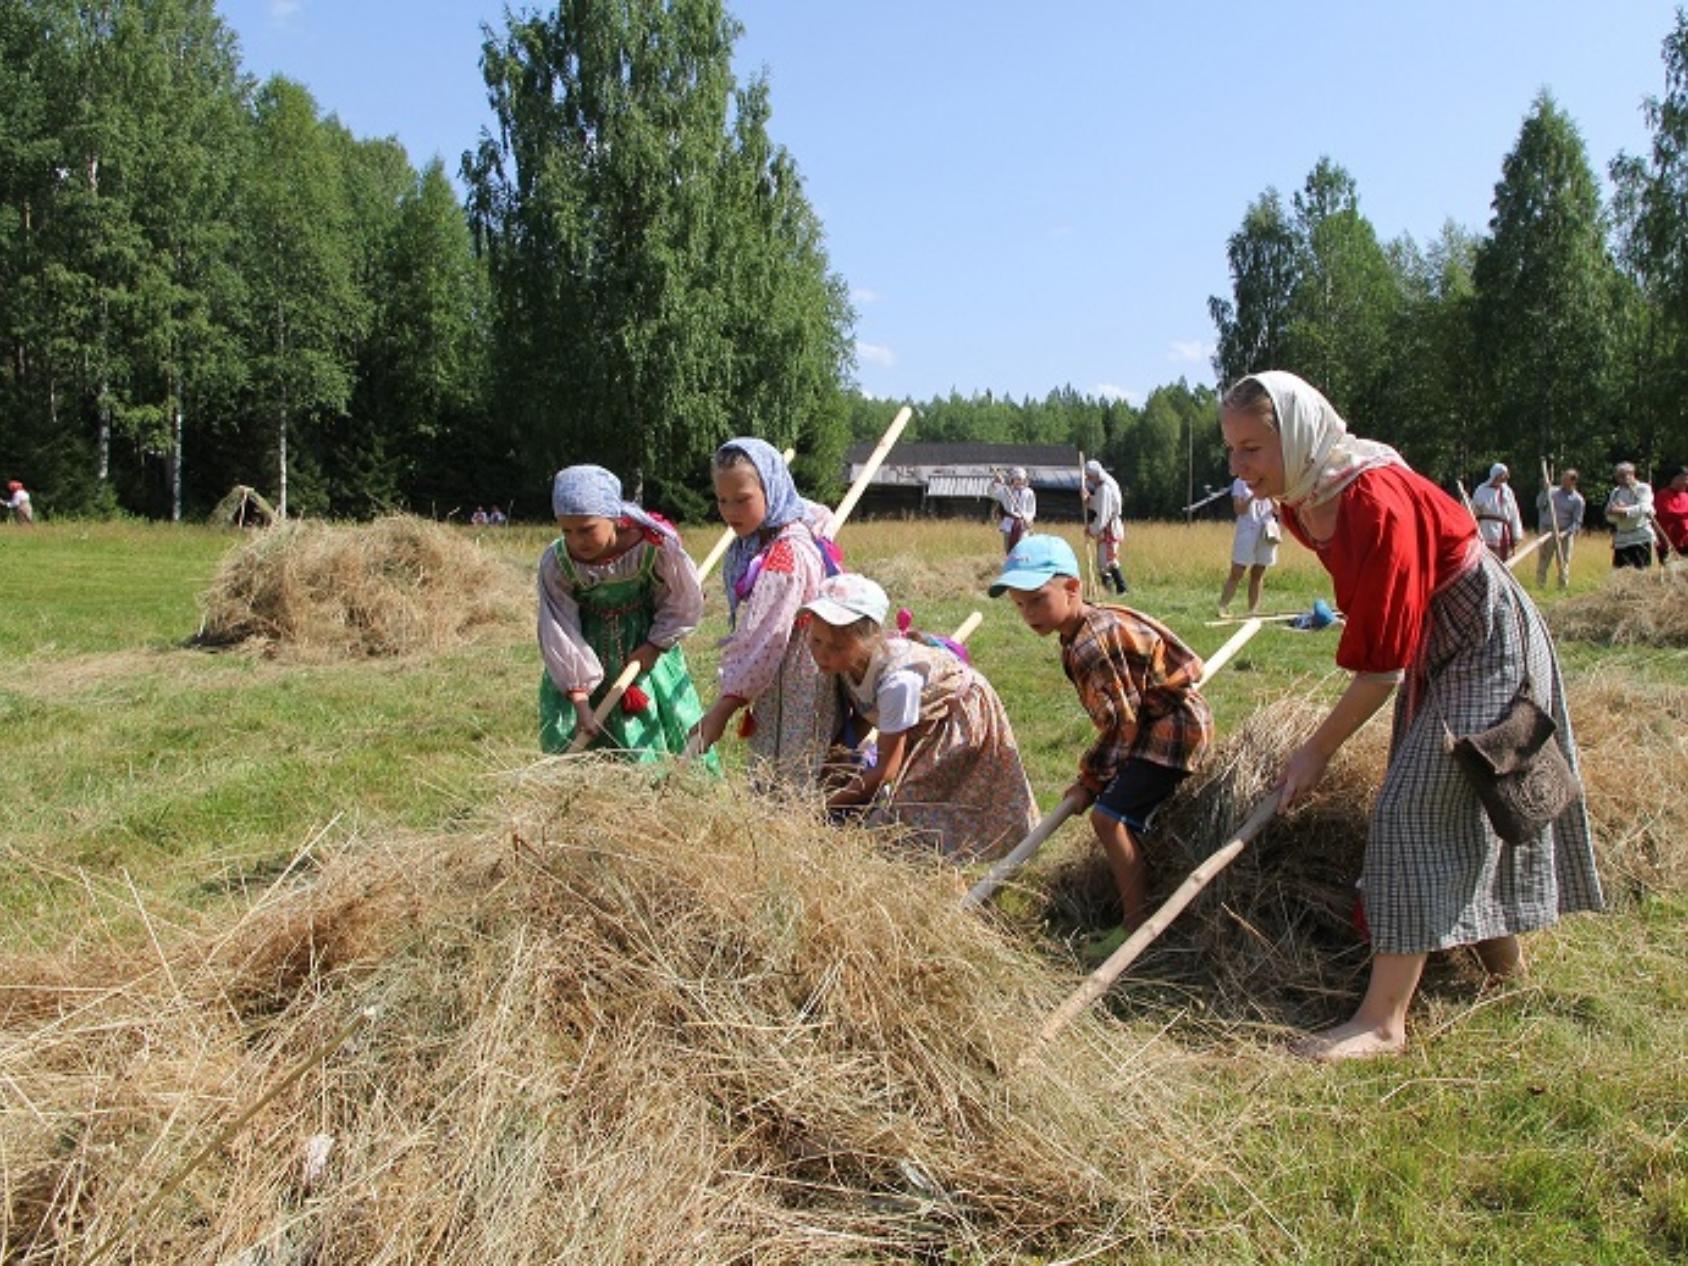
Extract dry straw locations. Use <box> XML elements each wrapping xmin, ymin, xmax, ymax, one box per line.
<box><xmin>1</xmin><ymin>764</ymin><xmax>1221</xmax><ymax>1263</ymax></box>
<box><xmin>196</xmin><ymin>515</ymin><xmax>530</xmax><ymax>657</ymax></box>
<box><xmin>1035</xmin><ymin>676</ymin><xmax>1688</xmax><ymax>1033</ymax></box>
<box><xmin>1549</xmin><ymin>563</ymin><xmax>1688</xmax><ymax>647</ymax></box>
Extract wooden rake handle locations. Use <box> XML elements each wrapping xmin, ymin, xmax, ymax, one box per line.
<box><xmin>1025</xmin><ymin>789</ymin><xmax>1282</xmax><ymax>1057</ymax></box>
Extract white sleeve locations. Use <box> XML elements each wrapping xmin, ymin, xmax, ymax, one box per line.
<box><xmin>537</xmin><ymin>548</ymin><xmax>604</xmax><ymax>695</ymax></box>
<box><xmin>874</xmin><ymin>669</ymin><xmax>924</xmax><ymax>735</ymax></box>
<box><xmin>645</xmin><ymin>533</ymin><xmax>704</xmax><ymax>649</ymax></box>
<box><xmin>1024</xmin><ymin>489</ymin><xmax>1036</xmax><ymax>522</ymax></box>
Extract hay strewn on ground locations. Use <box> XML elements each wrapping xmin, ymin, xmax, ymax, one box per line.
<box><xmin>197</xmin><ymin>515</ymin><xmax>529</xmax><ymax>656</ymax></box>
<box><xmin>1</xmin><ymin>764</ymin><xmax>1217</xmax><ymax>1263</ymax></box>
<box><xmin>1549</xmin><ymin>563</ymin><xmax>1688</xmax><ymax>647</ymax></box>
<box><xmin>1037</xmin><ymin>675</ymin><xmax>1688</xmax><ymax>1032</ymax></box>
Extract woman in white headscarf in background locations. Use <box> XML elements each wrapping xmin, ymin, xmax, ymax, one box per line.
<box><xmin>992</xmin><ymin>466</ymin><xmax>1036</xmax><ymax>554</ymax></box>
<box><xmin>1221</xmin><ymin>371</ymin><xmax>1601</xmax><ymax>1062</ymax></box>
<box><xmin>1083</xmin><ymin>459</ymin><xmax>1129</xmax><ymax>593</ymax></box>
<box><xmin>1471</xmin><ymin>462</ymin><xmax>1524</xmax><ymax>561</ymax></box>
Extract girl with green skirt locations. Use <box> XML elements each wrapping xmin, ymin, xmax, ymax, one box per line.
<box><xmin>538</xmin><ymin>465</ymin><xmax>717</xmax><ymax>770</ymax></box>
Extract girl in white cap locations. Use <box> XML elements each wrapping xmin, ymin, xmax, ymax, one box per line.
<box><xmin>538</xmin><ymin>465</ymin><xmax>714</xmax><ymax>766</ymax></box>
<box><xmin>1471</xmin><ymin>463</ymin><xmax>1524</xmax><ymax>561</ymax></box>
<box><xmin>804</xmin><ymin>574</ymin><xmax>1037</xmax><ymax>860</ymax></box>
<box><xmin>1083</xmin><ymin>459</ymin><xmax>1128</xmax><ymax>593</ymax></box>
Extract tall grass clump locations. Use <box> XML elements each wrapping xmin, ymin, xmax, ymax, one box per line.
<box><xmin>196</xmin><ymin>515</ymin><xmax>530</xmax><ymax>656</ymax></box>
<box><xmin>0</xmin><ymin>762</ymin><xmax>1217</xmax><ymax>1263</ymax></box>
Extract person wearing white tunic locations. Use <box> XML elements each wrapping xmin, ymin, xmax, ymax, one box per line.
<box><xmin>992</xmin><ymin>467</ymin><xmax>1036</xmax><ymax>554</ymax></box>
<box><xmin>1083</xmin><ymin>459</ymin><xmax>1128</xmax><ymax>593</ymax></box>
<box><xmin>1218</xmin><ymin>476</ymin><xmax>1278</xmax><ymax>615</ymax></box>
<box><xmin>1471</xmin><ymin>464</ymin><xmax>1524</xmax><ymax>561</ymax></box>
<box><xmin>1605</xmin><ymin>461</ymin><xmax>1656</xmax><ymax>570</ymax></box>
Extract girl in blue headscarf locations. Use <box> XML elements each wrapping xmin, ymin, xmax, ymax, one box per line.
<box><xmin>538</xmin><ymin>464</ymin><xmax>717</xmax><ymax>769</ymax></box>
<box><xmin>692</xmin><ymin>437</ymin><xmax>843</xmax><ymax>787</ymax></box>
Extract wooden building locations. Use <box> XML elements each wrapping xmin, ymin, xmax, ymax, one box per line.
<box><xmin>840</xmin><ymin>442</ymin><xmax>1085</xmax><ymax>520</ymax></box>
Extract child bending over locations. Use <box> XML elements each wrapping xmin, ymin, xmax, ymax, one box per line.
<box><xmin>990</xmin><ymin>535</ymin><xmax>1212</xmax><ymax>929</ymax></box>
<box><xmin>803</xmin><ymin>574</ymin><xmax>1038</xmax><ymax>860</ymax></box>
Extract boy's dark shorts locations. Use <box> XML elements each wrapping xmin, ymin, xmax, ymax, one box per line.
<box><xmin>1092</xmin><ymin>760</ymin><xmax>1189</xmax><ymax>835</ymax></box>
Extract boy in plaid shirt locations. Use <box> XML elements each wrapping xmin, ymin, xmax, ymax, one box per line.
<box><xmin>990</xmin><ymin>535</ymin><xmax>1212</xmax><ymax>930</ymax></box>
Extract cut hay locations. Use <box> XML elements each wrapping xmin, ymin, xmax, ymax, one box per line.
<box><xmin>1549</xmin><ymin>563</ymin><xmax>1688</xmax><ymax>647</ymax></box>
<box><xmin>0</xmin><ymin>764</ymin><xmax>1217</xmax><ymax>1263</ymax></box>
<box><xmin>208</xmin><ymin>484</ymin><xmax>278</xmax><ymax>528</ymax></box>
<box><xmin>1036</xmin><ymin>675</ymin><xmax>1688</xmax><ymax>1033</ymax></box>
<box><xmin>196</xmin><ymin>514</ymin><xmax>530</xmax><ymax>657</ymax></box>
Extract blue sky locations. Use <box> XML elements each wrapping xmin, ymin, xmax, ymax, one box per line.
<box><xmin>224</xmin><ymin>1</ymin><xmax>1678</xmax><ymax>405</ymax></box>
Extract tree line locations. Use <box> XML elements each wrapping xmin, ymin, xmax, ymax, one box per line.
<box><xmin>0</xmin><ymin>0</ymin><xmax>849</xmax><ymax>521</ymax></box>
<box><xmin>1208</xmin><ymin>12</ymin><xmax>1688</xmax><ymax>509</ymax></box>
<box><xmin>3</xmin><ymin>2</ymin><xmax>1685</xmax><ymax>522</ymax></box>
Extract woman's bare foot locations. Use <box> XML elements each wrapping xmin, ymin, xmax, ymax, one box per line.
<box><xmin>1474</xmin><ymin>935</ymin><xmax>1524</xmax><ymax>980</ymax></box>
<box><xmin>1290</xmin><ymin>1018</ymin><xmax>1406</xmax><ymax>1062</ymax></box>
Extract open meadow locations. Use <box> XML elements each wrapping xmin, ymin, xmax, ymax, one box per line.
<box><xmin>1</xmin><ymin>517</ymin><xmax>1684</xmax><ymax>1262</ymax></box>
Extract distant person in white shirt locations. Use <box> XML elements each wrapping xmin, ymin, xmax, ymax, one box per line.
<box><xmin>5</xmin><ymin>480</ymin><xmax>34</xmax><ymax>525</ymax></box>
<box><xmin>1471</xmin><ymin>463</ymin><xmax>1523</xmax><ymax>561</ymax></box>
<box><xmin>1083</xmin><ymin>459</ymin><xmax>1128</xmax><ymax>593</ymax></box>
<box><xmin>1534</xmin><ymin>468</ymin><xmax>1585</xmax><ymax>589</ymax></box>
<box><xmin>991</xmin><ymin>467</ymin><xmax>1035</xmax><ymax>554</ymax></box>
<box><xmin>1218</xmin><ymin>475</ymin><xmax>1278</xmax><ymax>616</ymax></box>
<box><xmin>1605</xmin><ymin>461</ymin><xmax>1656</xmax><ymax>570</ymax></box>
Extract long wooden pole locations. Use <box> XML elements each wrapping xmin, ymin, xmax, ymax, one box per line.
<box><xmin>1079</xmin><ymin>450</ymin><xmax>1097</xmax><ymax>598</ymax></box>
<box><xmin>1540</xmin><ymin>458</ymin><xmax>1567</xmax><ymax>583</ymax></box>
<box><xmin>825</xmin><ymin>405</ymin><xmax>912</xmax><ymax>538</ymax></box>
<box><xmin>961</xmin><ymin>618</ymin><xmax>1264</xmax><ymax>910</ymax></box>
<box><xmin>565</xmin><ymin>448</ymin><xmax>797</xmax><ymax>755</ymax></box>
<box><xmin>1023</xmin><ymin>791</ymin><xmax>1281</xmax><ymax>1057</ymax></box>
<box><xmin>1504</xmin><ymin>531</ymin><xmax>1552</xmax><ymax>571</ymax></box>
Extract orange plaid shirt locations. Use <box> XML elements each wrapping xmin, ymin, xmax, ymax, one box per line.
<box><xmin>1059</xmin><ymin>603</ymin><xmax>1213</xmax><ymax>789</ymax></box>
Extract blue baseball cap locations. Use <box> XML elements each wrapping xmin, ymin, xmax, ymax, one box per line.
<box><xmin>988</xmin><ymin>534</ymin><xmax>1081</xmax><ymax>596</ymax></box>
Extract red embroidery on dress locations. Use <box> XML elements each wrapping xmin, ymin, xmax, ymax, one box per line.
<box><xmin>761</xmin><ymin>539</ymin><xmax>798</xmax><ymax>575</ymax></box>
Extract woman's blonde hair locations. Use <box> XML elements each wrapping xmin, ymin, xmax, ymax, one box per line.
<box><xmin>1221</xmin><ymin>377</ymin><xmax>1277</xmax><ymax>427</ymax></box>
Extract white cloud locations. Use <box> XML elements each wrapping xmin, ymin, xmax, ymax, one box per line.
<box><xmin>1169</xmin><ymin>339</ymin><xmax>1216</xmax><ymax>364</ymax></box>
<box><xmin>850</xmin><ymin>286</ymin><xmax>880</xmax><ymax>305</ymax></box>
<box><xmin>855</xmin><ymin>340</ymin><xmax>896</xmax><ymax>369</ymax></box>
<box><xmin>1094</xmin><ymin>383</ymin><xmax>1142</xmax><ymax>406</ymax></box>
<box><xmin>268</xmin><ymin>0</ymin><xmax>301</xmax><ymax>21</ymax></box>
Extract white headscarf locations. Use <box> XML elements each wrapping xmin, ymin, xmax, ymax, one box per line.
<box><xmin>1245</xmin><ymin>371</ymin><xmax>1405</xmax><ymax>508</ymax></box>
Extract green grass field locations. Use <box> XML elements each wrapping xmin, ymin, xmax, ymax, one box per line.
<box><xmin>1</xmin><ymin>517</ymin><xmax>1683</xmax><ymax>1261</ymax></box>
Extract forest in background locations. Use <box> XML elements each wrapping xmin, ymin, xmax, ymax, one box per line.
<box><xmin>2</xmin><ymin>1</ymin><xmax>1685</xmax><ymax>523</ymax></box>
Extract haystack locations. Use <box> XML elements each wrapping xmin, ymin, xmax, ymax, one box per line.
<box><xmin>208</xmin><ymin>484</ymin><xmax>278</xmax><ymax>528</ymax></box>
<box><xmin>1036</xmin><ymin>675</ymin><xmax>1688</xmax><ymax>1032</ymax></box>
<box><xmin>1549</xmin><ymin>563</ymin><xmax>1688</xmax><ymax>647</ymax></box>
<box><xmin>0</xmin><ymin>763</ymin><xmax>1215</xmax><ymax>1263</ymax></box>
<box><xmin>196</xmin><ymin>514</ymin><xmax>529</xmax><ymax>656</ymax></box>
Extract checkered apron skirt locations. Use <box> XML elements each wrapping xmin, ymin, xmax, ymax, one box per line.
<box><xmin>1365</xmin><ymin>550</ymin><xmax>1604</xmax><ymax>955</ymax></box>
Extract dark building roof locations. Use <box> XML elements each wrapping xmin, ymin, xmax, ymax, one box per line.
<box><xmin>842</xmin><ymin>441</ymin><xmax>1079</xmax><ymax>468</ymax></box>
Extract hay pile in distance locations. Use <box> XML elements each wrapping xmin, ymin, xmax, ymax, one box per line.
<box><xmin>1549</xmin><ymin>563</ymin><xmax>1688</xmax><ymax>647</ymax></box>
<box><xmin>197</xmin><ymin>514</ymin><xmax>530</xmax><ymax>656</ymax></box>
<box><xmin>1</xmin><ymin>763</ymin><xmax>1217</xmax><ymax>1263</ymax></box>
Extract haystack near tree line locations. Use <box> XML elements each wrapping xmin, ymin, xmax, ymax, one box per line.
<box><xmin>840</xmin><ymin>442</ymin><xmax>1085</xmax><ymax>520</ymax></box>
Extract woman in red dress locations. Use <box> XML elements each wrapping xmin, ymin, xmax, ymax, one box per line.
<box><xmin>1221</xmin><ymin>371</ymin><xmax>1602</xmax><ymax>1061</ymax></box>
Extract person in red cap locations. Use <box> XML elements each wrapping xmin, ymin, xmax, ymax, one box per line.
<box><xmin>5</xmin><ymin>481</ymin><xmax>34</xmax><ymax>524</ymax></box>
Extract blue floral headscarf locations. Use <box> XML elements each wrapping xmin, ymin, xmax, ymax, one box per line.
<box><xmin>716</xmin><ymin>437</ymin><xmax>805</xmax><ymax>619</ymax></box>
<box><xmin>551</xmin><ymin>464</ymin><xmax>672</xmax><ymax>539</ymax></box>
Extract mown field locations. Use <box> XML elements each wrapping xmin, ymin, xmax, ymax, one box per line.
<box><xmin>1</xmin><ymin>516</ymin><xmax>1683</xmax><ymax>1262</ymax></box>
